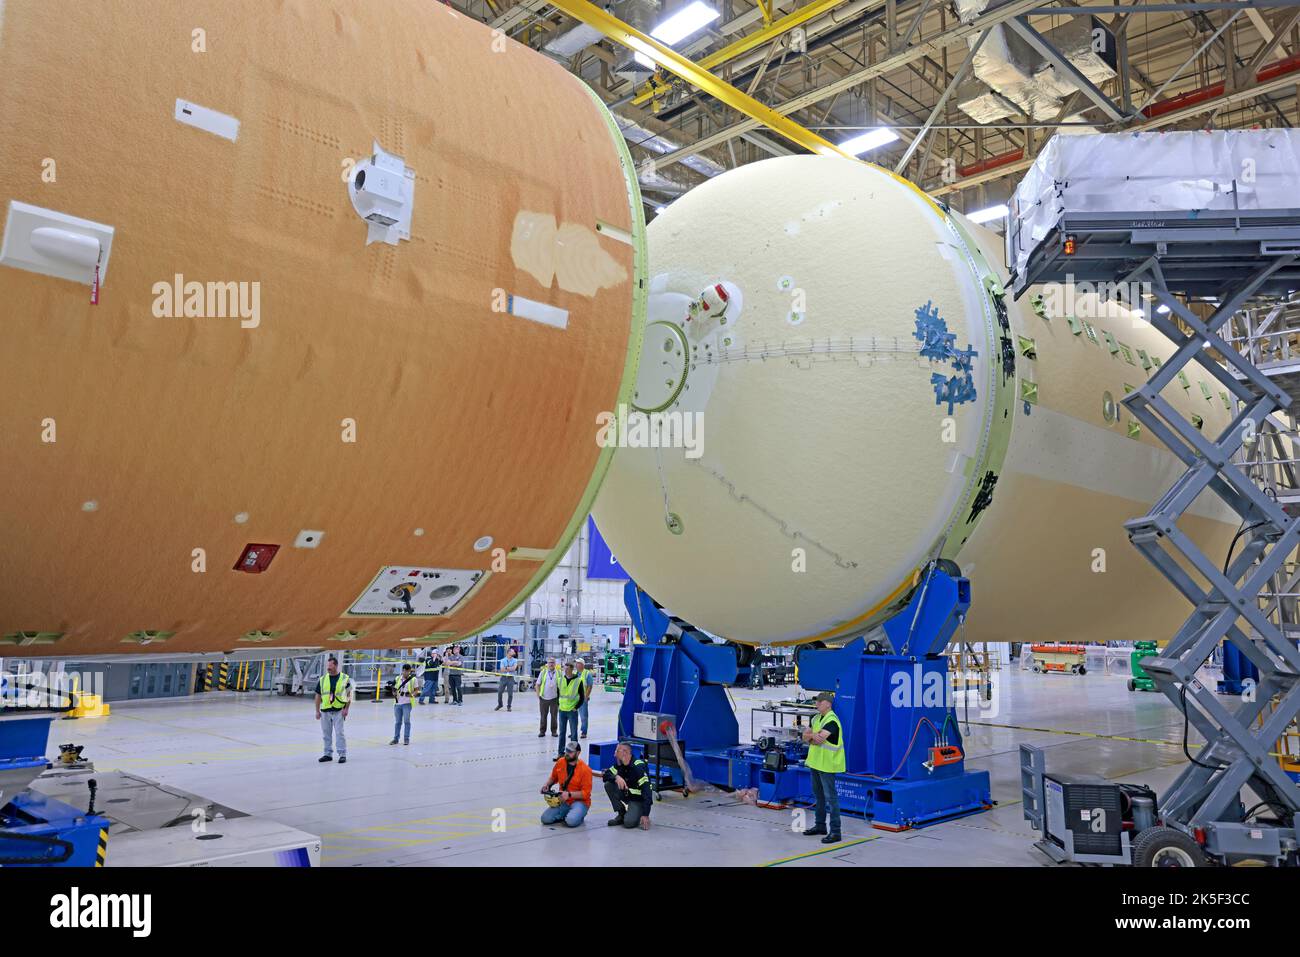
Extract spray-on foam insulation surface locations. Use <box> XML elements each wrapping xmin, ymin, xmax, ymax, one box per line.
<box><xmin>0</xmin><ymin>0</ymin><xmax>642</xmax><ymax>654</ymax></box>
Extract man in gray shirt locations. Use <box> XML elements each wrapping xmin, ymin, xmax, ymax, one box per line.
<box><xmin>496</xmin><ymin>646</ymin><xmax>521</xmax><ymax>711</ymax></box>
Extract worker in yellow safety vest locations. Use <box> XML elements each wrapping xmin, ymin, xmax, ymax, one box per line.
<box><xmin>314</xmin><ymin>656</ymin><xmax>352</xmax><ymax>764</ymax></box>
<box><xmin>555</xmin><ymin>660</ymin><xmax>587</xmax><ymax>759</ymax></box>
<box><xmin>801</xmin><ymin>691</ymin><xmax>844</xmax><ymax>843</ymax></box>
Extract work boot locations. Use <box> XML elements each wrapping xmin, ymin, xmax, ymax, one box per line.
<box><xmin>403</xmin><ymin>740</ymin><xmax>409</xmax><ymax>746</ymax></box>
<box><xmin>338</xmin><ymin>756</ymin><xmax>347</xmax><ymax>764</ymax></box>
<box><xmin>607</xmin><ymin>816</ymin><xmax>625</xmax><ymax>827</ymax></box>
<box><xmin>820</xmin><ymin>832</ymin><xmax>842</xmax><ymax>845</ymax></box>
<box><xmin>318</xmin><ymin>755</ymin><xmax>333</xmax><ymax>763</ymax></box>
<box><xmin>495</xmin><ymin>705</ymin><xmax>502</xmax><ymax>711</ymax></box>
<box><xmin>580</xmin><ymin>732</ymin><xmax>587</xmax><ymax>739</ymax></box>
<box><xmin>803</xmin><ymin>826</ymin><xmax>827</xmax><ymax>837</ymax></box>
<box><xmin>388</xmin><ymin>739</ymin><xmax>398</xmax><ymax>746</ymax></box>
<box><xmin>538</xmin><ymin>731</ymin><xmax>545</xmax><ymax>737</ymax></box>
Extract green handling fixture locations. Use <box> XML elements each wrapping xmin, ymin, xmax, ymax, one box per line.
<box><xmin>601</xmin><ymin>650</ymin><xmax>631</xmax><ymax>693</ymax></box>
<box><xmin>1128</xmin><ymin>641</ymin><xmax>1158</xmax><ymax>693</ymax></box>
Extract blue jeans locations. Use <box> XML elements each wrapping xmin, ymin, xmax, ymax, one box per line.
<box><xmin>419</xmin><ymin>675</ymin><xmax>438</xmax><ymax>703</ymax></box>
<box><xmin>578</xmin><ymin>699</ymin><xmax>589</xmax><ymax>735</ymax></box>
<box><xmin>558</xmin><ymin>709</ymin><xmax>579</xmax><ymax>753</ymax></box>
<box><xmin>392</xmin><ymin>703</ymin><xmax>412</xmax><ymax>742</ymax></box>
<box><xmin>810</xmin><ymin>770</ymin><xmax>841</xmax><ymax>834</ymax></box>
<box><xmin>540</xmin><ymin>801</ymin><xmax>588</xmax><ymax>827</ymax></box>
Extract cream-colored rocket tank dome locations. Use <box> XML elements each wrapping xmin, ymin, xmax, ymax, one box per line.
<box><xmin>592</xmin><ymin>154</ymin><xmax>1239</xmax><ymax>646</ymax></box>
<box><xmin>0</xmin><ymin>0</ymin><xmax>644</xmax><ymax>655</ymax></box>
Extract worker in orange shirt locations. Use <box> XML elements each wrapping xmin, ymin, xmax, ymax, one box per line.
<box><xmin>539</xmin><ymin>740</ymin><xmax>592</xmax><ymax>827</ymax></box>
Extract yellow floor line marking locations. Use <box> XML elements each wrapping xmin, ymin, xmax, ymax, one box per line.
<box><xmin>967</xmin><ymin>720</ymin><xmax>1181</xmax><ymax>748</ymax></box>
<box><xmin>760</xmin><ymin>835</ymin><xmax>878</xmax><ymax>867</ymax></box>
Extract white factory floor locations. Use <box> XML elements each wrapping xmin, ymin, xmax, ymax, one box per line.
<box><xmin>52</xmin><ymin>664</ymin><xmax>1216</xmax><ymax>867</ymax></box>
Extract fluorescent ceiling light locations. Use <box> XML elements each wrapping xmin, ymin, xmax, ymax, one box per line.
<box><xmin>1156</xmin><ymin>304</ymin><xmax>1171</xmax><ymax>314</ymax></box>
<box><xmin>966</xmin><ymin>203</ymin><xmax>1009</xmax><ymax>225</ymax></box>
<box><xmin>837</xmin><ymin>128</ymin><xmax>900</xmax><ymax>155</ymax></box>
<box><xmin>634</xmin><ymin>2</ymin><xmax>720</xmax><ymax>67</ymax></box>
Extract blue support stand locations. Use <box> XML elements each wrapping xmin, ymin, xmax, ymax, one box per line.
<box><xmin>1</xmin><ymin>713</ymin><xmax>110</xmax><ymax>866</ymax></box>
<box><xmin>591</xmin><ymin>566</ymin><xmax>993</xmax><ymax>830</ymax></box>
<box><xmin>1216</xmin><ymin>638</ymin><xmax>1260</xmax><ymax>695</ymax></box>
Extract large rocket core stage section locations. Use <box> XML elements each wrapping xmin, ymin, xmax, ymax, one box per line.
<box><xmin>0</xmin><ymin>1</ymin><xmax>645</xmax><ymax>655</ymax></box>
<box><xmin>593</xmin><ymin>155</ymin><xmax>1240</xmax><ymax>646</ymax></box>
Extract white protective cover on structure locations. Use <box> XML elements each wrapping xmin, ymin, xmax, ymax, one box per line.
<box><xmin>1009</xmin><ymin>129</ymin><xmax>1300</xmax><ymax>278</ymax></box>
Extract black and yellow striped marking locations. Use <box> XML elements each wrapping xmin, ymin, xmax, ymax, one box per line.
<box><xmin>203</xmin><ymin>663</ymin><xmax>215</xmax><ymax>691</ymax></box>
<box><xmin>95</xmin><ymin>828</ymin><xmax>108</xmax><ymax>867</ymax></box>
<box><xmin>217</xmin><ymin>662</ymin><xmax>229</xmax><ymax>691</ymax></box>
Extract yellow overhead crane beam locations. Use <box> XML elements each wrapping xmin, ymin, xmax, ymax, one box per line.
<box><xmin>631</xmin><ymin>0</ymin><xmax>850</xmax><ymax>107</ymax></box>
<box><xmin>546</xmin><ymin>0</ymin><xmax>851</xmax><ymax>158</ymax></box>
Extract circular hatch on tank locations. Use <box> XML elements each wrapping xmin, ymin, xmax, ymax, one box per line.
<box><xmin>632</xmin><ymin>321</ymin><xmax>690</xmax><ymax>412</ymax></box>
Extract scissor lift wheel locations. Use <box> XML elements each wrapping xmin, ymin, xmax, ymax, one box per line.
<box><xmin>1133</xmin><ymin>826</ymin><xmax>1208</xmax><ymax>868</ymax></box>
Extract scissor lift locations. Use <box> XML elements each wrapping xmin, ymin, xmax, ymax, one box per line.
<box><xmin>1011</xmin><ymin>202</ymin><xmax>1300</xmax><ymax>865</ymax></box>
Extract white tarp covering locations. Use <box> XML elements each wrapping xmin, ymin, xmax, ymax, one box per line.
<box><xmin>1008</xmin><ymin>129</ymin><xmax>1300</xmax><ymax>278</ymax></box>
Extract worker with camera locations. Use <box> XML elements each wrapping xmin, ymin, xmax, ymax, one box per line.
<box><xmin>539</xmin><ymin>740</ymin><xmax>592</xmax><ymax>827</ymax></box>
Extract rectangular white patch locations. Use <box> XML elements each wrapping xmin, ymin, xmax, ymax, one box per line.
<box><xmin>595</xmin><ymin>220</ymin><xmax>634</xmax><ymax>245</ymax></box>
<box><xmin>508</xmin><ymin>294</ymin><xmax>569</xmax><ymax>330</ymax></box>
<box><xmin>347</xmin><ymin>566</ymin><xmax>485</xmax><ymax>618</ymax></box>
<box><xmin>174</xmin><ymin>99</ymin><xmax>240</xmax><ymax>142</ymax></box>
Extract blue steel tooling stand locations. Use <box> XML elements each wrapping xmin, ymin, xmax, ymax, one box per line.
<box><xmin>1</xmin><ymin>687</ymin><xmax>110</xmax><ymax>866</ymax></box>
<box><xmin>590</xmin><ymin>566</ymin><xmax>992</xmax><ymax>830</ymax></box>
<box><xmin>1217</xmin><ymin>639</ymin><xmax>1261</xmax><ymax>696</ymax></box>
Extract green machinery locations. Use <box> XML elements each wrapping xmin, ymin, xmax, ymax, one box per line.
<box><xmin>1128</xmin><ymin>641</ymin><xmax>1157</xmax><ymax>693</ymax></box>
<box><xmin>601</xmin><ymin>650</ymin><xmax>630</xmax><ymax>692</ymax></box>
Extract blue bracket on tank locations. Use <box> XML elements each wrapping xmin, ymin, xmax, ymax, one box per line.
<box><xmin>914</xmin><ymin>301</ymin><xmax>977</xmax><ymax>413</ymax></box>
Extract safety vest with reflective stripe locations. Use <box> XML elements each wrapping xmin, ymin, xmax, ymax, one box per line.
<box><xmin>558</xmin><ymin>673</ymin><xmax>583</xmax><ymax>712</ymax></box>
<box><xmin>318</xmin><ymin>673</ymin><xmax>351</xmax><ymax>710</ymax></box>
<box><xmin>805</xmin><ymin>710</ymin><xmax>845</xmax><ymax>773</ymax></box>
<box><xmin>626</xmin><ymin>759</ymin><xmax>650</xmax><ymax>797</ymax></box>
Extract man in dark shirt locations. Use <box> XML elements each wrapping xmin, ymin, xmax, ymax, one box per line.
<box><xmin>601</xmin><ymin>741</ymin><xmax>653</xmax><ymax>830</ymax></box>
<box><xmin>801</xmin><ymin>691</ymin><xmax>844</xmax><ymax>843</ymax></box>
<box><xmin>419</xmin><ymin>648</ymin><xmax>441</xmax><ymax>705</ymax></box>
<box><xmin>314</xmin><ymin>656</ymin><xmax>352</xmax><ymax>764</ymax></box>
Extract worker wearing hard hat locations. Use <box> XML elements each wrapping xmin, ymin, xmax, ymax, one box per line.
<box><xmin>801</xmin><ymin>691</ymin><xmax>843</xmax><ymax>843</ymax></box>
<box><xmin>601</xmin><ymin>741</ymin><xmax>653</xmax><ymax>830</ymax></box>
<box><xmin>539</xmin><ymin>740</ymin><xmax>592</xmax><ymax>827</ymax></box>
<box><xmin>314</xmin><ymin>656</ymin><xmax>352</xmax><ymax>764</ymax></box>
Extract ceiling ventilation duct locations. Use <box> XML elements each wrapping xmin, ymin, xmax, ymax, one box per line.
<box><xmin>611</xmin><ymin>111</ymin><xmax>733</xmax><ymax>184</ymax></box>
<box><xmin>542</xmin><ymin>21</ymin><xmax>607</xmax><ymax>60</ymax></box>
<box><xmin>613</xmin><ymin>0</ymin><xmax>662</xmax><ymax>81</ymax></box>
<box><xmin>957</xmin><ymin>16</ymin><xmax>1116</xmax><ymax>123</ymax></box>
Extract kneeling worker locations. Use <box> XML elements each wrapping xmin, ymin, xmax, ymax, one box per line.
<box><xmin>801</xmin><ymin>691</ymin><xmax>843</xmax><ymax>843</ymax></box>
<box><xmin>539</xmin><ymin>740</ymin><xmax>592</xmax><ymax>827</ymax></box>
<box><xmin>601</xmin><ymin>741</ymin><xmax>653</xmax><ymax>830</ymax></box>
